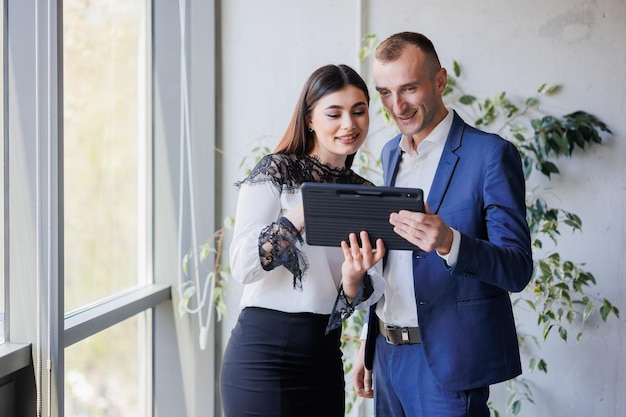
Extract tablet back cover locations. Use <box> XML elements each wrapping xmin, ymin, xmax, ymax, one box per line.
<box><xmin>301</xmin><ymin>182</ymin><xmax>424</xmax><ymax>251</ymax></box>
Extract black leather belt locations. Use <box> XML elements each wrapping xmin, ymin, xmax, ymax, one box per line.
<box><xmin>379</xmin><ymin>319</ymin><xmax>421</xmax><ymax>345</ymax></box>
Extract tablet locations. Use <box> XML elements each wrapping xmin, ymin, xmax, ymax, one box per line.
<box><xmin>301</xmin><ymin>182</ymin><xmax>424</xmax><ymax>251</ymax></box>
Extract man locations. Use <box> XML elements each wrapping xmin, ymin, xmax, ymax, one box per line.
<box><xmin>352</xmin><ymin>32</ymin><xmax>533</xmax><ymax>417</ymax></box>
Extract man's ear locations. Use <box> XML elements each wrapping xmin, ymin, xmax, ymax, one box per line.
<box><xmin>435</xmin><ymin>67</ymin><xmax>447</xmax><ymax>93</ymax></box>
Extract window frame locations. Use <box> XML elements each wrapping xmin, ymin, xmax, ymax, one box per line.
<box><xmin>1</xmin><ymin>0</ymin><xmax>219</xmax><ymax>416</ymax></box>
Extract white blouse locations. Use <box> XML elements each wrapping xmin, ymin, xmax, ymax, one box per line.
<box><xmin>229</xmin><ymin>153</ymin><xmax>385</xmax><ymax>317</ymax></box>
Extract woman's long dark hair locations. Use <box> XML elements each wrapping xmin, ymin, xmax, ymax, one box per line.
<box><xmin>273</xmin><ymin>64</ymin><xmax>370</xmax><ymax>169</ymax></box>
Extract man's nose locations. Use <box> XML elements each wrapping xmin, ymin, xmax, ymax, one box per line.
<box><xmin>391</xmin><ymin>93</ymin><xmax>406</xmax><ymax>115</ymax></box>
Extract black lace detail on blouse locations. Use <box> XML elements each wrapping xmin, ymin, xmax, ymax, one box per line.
<box><xmin>240</xmin><ymin>153</ymin><xmax>372</xmax><ymax>291</ymax></box>
<box><xmin>236</xmin><ymin>153</ymin><xmax>371</xmax><ymax>193</ymax></box>
<box><xmin>259</xmin><ymin>217</ymin><xmax>308</xmax><ymax>290</ymax></box>
<box><xmin>325</xmin><ymin>274</ymin><xmax>375</xmax><ymax>334</ymax></box>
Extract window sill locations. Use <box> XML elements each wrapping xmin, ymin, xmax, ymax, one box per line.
<box><xmin>0</xmin><ymin>343</ymin><xmax>31</xmax><ymax>379</ymax></box>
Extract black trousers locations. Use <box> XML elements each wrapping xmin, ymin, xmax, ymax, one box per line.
<box><xmin>220</xmin><ymin>307</ymin><xmax>345</xmax><ymax>417</ymax></box>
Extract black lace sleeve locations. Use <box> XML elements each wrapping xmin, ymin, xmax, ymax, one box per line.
<box><xmin>325</xmin><ymin>273</ymin><xmax>374</xmax><ymax>334</ymax></box>
<box><xmin>258</xmin><ymin>216</ymin><xmax>308</xmax><ymax>290</ymax></box>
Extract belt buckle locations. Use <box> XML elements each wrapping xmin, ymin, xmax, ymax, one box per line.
<box><xmin>401</xmin><ymin>327</ymin><xmax>410</xmax><ymax>343</ymax></box>
<box><xmin>384</xmin><ymin>324</ymin><xmax>399</xmax><ymax>345</ymax></box>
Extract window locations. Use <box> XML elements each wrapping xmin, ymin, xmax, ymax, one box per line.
<box><xmin>2</xmin><ymin>0</ymin><xmax>216</xmax><ymax>415</ymax></box>
<box><xmin>63</xmin><ymin>1</ymin><xmax>150</xmax><ymax>415</ymax></box>
<box><xmin>63</xmin><ymin>0</ymin><xmax>149</xmax><ymax>314</ymax></box>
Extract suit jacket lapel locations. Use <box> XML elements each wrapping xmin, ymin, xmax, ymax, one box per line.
<box><xmin>426</xmin><ymin>111</ymin><xmax>464</xmax><ymax>214</ymax></box>
<box><xmin>383</xmin><ymin>134</ymin><xmax>403</xmax><ymax>186</ymax></box>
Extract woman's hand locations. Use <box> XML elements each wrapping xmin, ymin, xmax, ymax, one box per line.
<box><xmin>340</xmin><ymin>231</ymin><xmax>385</xmax><ymax>300</ymax></box>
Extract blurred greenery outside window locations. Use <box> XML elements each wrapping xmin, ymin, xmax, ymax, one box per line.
<box><xmin>65</xmin><ymin>313</ymin><xmax>149</xmax><ymax>417</ymax></box>
<box><xmin>63</xmin><ymin>0</ymin><xmax>149</xmax><ymax>415</ymax></box>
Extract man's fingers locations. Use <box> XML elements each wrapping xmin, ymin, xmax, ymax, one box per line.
<box><xmin>363</xmin><ymin>368</ymin><xmax>374</xmax><ymax>398</ymax></box>
<box><xmin>355</xmin><ymin>369</ymin><xmax>374</xmax><ymax>398</ymax></box>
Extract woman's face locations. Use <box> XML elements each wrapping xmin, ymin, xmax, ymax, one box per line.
<box><xmin>308</xmin><ymin>85</ymin><xmax>369</xmax><ymax>168</ymax></box>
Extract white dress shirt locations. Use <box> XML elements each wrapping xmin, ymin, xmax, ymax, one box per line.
<box><xmin>373</xmin><ymin>108</ymin><xmax>461</xmax><ymax>330</ymax></box>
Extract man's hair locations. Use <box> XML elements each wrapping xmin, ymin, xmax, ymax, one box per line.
<box><xmin>376</xmin><ymin>32</ymin><xmax>442</xmax><ymax>76</ymax></box>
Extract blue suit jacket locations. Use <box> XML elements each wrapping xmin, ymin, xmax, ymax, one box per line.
<box><xmin>365</xmin><ymin>111</ymin><xmax>533</xmax><ymax>391</ymax></box>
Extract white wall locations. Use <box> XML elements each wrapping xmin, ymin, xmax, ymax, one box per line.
<box><xmin>218</xmin><ymin>1</ymin><xmax>626</xmax><ymax>416</ymax></box>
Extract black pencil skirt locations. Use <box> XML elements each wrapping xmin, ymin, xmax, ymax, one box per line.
<box><xmin>220</xmin><ymin>306</ymin><xmax>345</xmax><ymax>417</ymax></box>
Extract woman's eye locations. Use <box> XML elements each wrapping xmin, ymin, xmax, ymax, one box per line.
<box><xmin>326</xmin><ymin>113</ymin><xmax>340</xmax><ymax>118</ymax></box>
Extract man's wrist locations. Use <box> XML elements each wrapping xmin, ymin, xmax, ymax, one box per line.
<box><xmin>437</xmin><ymin>227</ymin><xmax>454</xmax><ymax>255</ymax></box>
<box><xmin>437</xmin><ymin>228</ymin><xmax>460</xmax><ymax>266</ymax></box>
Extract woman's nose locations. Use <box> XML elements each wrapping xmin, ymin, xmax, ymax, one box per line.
<box><xmin>342</xmin><ymin>115</ymin><xmax>356</xmax><ymax>130</ymax></box>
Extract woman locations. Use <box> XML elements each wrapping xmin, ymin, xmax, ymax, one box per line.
<box><xmin>220</xmin><ymin>64</ymin><xmax>385</xmax><ymax>417</ymax></box>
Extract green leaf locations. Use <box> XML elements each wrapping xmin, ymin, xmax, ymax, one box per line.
<box><xmin>546</xmin><ymin>85</ymin><xmax>561</xmax><ymax>94</ymax></box>
<box><xmin>178</xmin><ymin>299</ymin><xmax>188</xmax><ymax>318</ymax></box>
<box><xmin>453</xmin><ymin>60</ymin><xmax>461</xmax><ymax>77</ymax></box>
<box><xmin>514</xmin><ymin>133</ymin><xmax>526</xmax><ymax>142</ymax></box>
<box><xmin>541</xmin><ymin>323</ymin><xmax>551</xmax><ymax>339</ymax></box>
<box><xmin>582</xmin><ymin>300</ymin><xmax>594</xmax><ymax>323</ymax></box>
<box><xmin>182</xmin><ymin>254</ymin><xmax>190</xmax><ymax>275</ymax></box>
<box><xmin>183</xmin><ymin>285</ymin><xmax>196</xmax><ymax>299</ymax></box>
<box><xmin>600</xmin><ymin>299</ymin><xmax>620</xmax><ymax>321</ymax></box>
<box><xmin>224</xmin><ymin>216</ymin><xmax>236</xmax><ymax>229</ymax></box>
<box><xmin>558</xmin><ymin>326</ymin><xmax>568</xmax><ymax>341</ymax></box>
<box><xmin>525</xmin><ymin>97</ymin><xmax>538</xmax><ymax>107</ymax></box>
<box><xmin>537</xmin><ymin>359</ymin><xmax>548</xmax><ymax>373</ymax></box>
<box><xmin>511</xmin><ymin>400</ymin><xmax>521</xmax><ymax>415</ymax></box>
<box><xmin>459</xmin><ymin>95</ymin><xmax>477</xmax><ymax>105</ymax></box>
<box><xmin>539</xmin><ymin>160</ymin><xmax>560</xmax><ymax>177</ymax></box>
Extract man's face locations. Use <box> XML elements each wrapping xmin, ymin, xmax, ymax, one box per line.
<box><xmin>373</xmin><ymin>45</ymin><xmax>447</xmax><ymax>142</ymax></box>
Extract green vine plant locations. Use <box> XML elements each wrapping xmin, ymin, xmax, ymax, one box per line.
<box><xmin>179</xmin><ymin>144</ymin><xmax>272</xmax><ymax>323</ymax></box>
<box><xmin>180</xmin><ymin>217</ymin><xmax>233</xmax><ymax>323</ymax></box>
<box><xmin>349</xmin><ymin>34</ymin><xmax>620</xmax><ymax>417</ymax></box>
